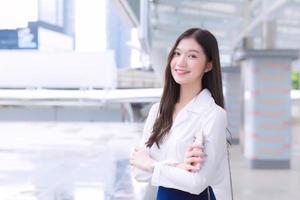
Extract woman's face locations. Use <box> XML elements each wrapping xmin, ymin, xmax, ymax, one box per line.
<box><xmin>170</xmin><ymin>37</ymin><xmax>211</xmax><ymax>87</ymax></box>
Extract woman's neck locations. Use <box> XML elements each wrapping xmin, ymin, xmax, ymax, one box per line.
<box><xmin>179</xmin><ymin>83</ymin><xmax>202</xmax><ymax>105</ymax></box>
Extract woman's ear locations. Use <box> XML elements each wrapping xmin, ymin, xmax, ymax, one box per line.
<box><xmin>204</xmin><ymin>62</ymin><xmax>212</xmax><ymax>73</ymax></box>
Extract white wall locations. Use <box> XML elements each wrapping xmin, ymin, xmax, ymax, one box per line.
<box><xmin>0</xmin><ymin>50</ymin><xmax>117</xmax><ymax>89</ymax></box>
<box><xmin>0</xmin><ymin>0</ymin><xmax>38</xmax><ymax>29</ymax></box>
<box><xmin>38</xmin><ymin>28</ymin><xmax>74</xmax><ymax>51</ymax></box>
<box><xmin>74</xmin><ymin>0</ymin><xmax>106</xmax><ymax>52</ymax></box>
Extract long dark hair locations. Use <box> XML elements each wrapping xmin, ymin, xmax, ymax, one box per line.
<box><xmin>145</xmin><ymin>28</ymin><xmax>224</xmax><ymax>148</ymax></box>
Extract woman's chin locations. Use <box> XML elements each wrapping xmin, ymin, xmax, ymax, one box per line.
<box><xmin>174</xmin><ymin>78</ymin><xmax>188</xmax><ymax>85</ymax></box>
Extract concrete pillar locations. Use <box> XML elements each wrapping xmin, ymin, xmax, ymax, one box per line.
<box><xmin>234</xmin><ymin>49</ymin><xmax>299</xmax><ymax>169</ymax></box>
<box><xmin>262</xmin><ymin>20</ymin><xmax>276</xmax><ymax>49</ymax></box>
<box><xmin>149</xmin><ymin>47</ymin><xmax>168</xmax><ymax>84</ymax></box>
<box><xmin>242</xmin><ymin>37</ymin><xmax>254</xmax><ymax>49</ymax></box>
<box><xmin>222</xmin><ymin>66</ymin><xmax>242</xmax><ymax>144</ymax></box>
<box><xmin>106</xmin><ymin>0</ymin><xmax>131</xmax><ymax>68</ymax></box>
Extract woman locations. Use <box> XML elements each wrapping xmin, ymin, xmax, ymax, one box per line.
<box><xmin>130</xmin><ymin>28</ymin><xmax>231</xmax><ymax>200</ymax></box>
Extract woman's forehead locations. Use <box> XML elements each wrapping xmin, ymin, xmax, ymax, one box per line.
<box><xmin>176</xmin><ymin>38</ymin><xmax>203</xmax><ymax>52</ymax></box>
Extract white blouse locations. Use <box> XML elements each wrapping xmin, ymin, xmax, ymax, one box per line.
<box><xmin>132</xmin><ymin>89</ymin><xmax>231</xmax><ymax>200</ymax></box>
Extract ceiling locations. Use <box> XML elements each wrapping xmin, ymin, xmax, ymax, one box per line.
<box><xmin>116</xmin><ymin>0</ymin><xmax>300</xmax><ymax>65</ymax></box>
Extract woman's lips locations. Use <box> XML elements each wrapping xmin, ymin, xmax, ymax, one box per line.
<box><xmin>175</xmin><ymin>69</ymin><xmax>189</xmax><ymax>75</ymax></box>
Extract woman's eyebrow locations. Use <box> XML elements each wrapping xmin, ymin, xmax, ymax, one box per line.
<box><xmin>188</xmin><ymin>49</ymin><xmax>201</xmax><ymax>54</ymax></box>
<box><xmin>175</xmin><ymin>48</ymin><xmax>200</xmax><ymax>54</ymax></box>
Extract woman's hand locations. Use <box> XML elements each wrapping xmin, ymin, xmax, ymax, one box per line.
<box><xmin>130</xmin><ymin>146</ymin><xmax>156</xmax><ymax>172</ymax></box>
<box><xmin>175</xmin><ymin>144</ymin><xmax>206</xmax><ymax>172</ymax></box>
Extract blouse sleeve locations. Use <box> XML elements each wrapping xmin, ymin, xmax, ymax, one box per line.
<box><xmin>132</xmin><ymin>103</ymin><xmax>159</xmax><ymax>182</ymax></box>
<box><xmin>151</xmin><ymin>107</ymin><xmax>228</xmax><ymax>194</ymax></box>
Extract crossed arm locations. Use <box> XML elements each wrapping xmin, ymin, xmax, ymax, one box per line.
<box><xmin>130</xmin><ymin>105</ymin><xmax>227</xmax><ymax>195</ymax></box>
<box><xmin>130</xmin><ymin>143</ymin><xmax>206</xmax><ymax>173</ymax></box>
<box><xmin>130</xmin><ymin>103</ymin><xmax>206</xmax><ymax>175</ymax></box>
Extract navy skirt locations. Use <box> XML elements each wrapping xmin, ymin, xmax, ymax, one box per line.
<box><xmin>157</xmin><ymin>186</ymin><xmax>216</xmax><ymax>200</ymax></box>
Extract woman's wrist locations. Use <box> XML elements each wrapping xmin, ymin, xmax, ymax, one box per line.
<box><xmin>147</xmin><ymin>159</ymin><xmax>156</xmax><ymax>172</ymax></box>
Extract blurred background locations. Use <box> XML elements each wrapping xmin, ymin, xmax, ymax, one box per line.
<box><xmin>0</xmin><ymin>0</ymin><xmax>299</xmax><ymax>199</ymax></box>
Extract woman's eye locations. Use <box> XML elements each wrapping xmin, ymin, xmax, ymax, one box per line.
<box><xmin>174</xmin><ymin>52</ymin><xmax>180</xmax><ymax>56</ymax></box>
<box><xmin>188</xmin><ymin>54</ymin><xmax>197</xmax><ymax>58</ymax></box>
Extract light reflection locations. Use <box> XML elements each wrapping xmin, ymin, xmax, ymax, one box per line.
<box><xmin>0</xmin><ymin>122</ymin><xmax>141</xmax><ymax>200</ymax></box>
<box><xmin>74</xmin><ymin>185</ymin><xmax>104</xmax><ymax>200</ymax></box>
<box><xmin>0</xmin><ymin>154</ymin><xmax>35</xmax><ymax>171</ymax></box>
<box><xmin>0</xmin><ymin>184</ymin><xmax>36</xmax><ymax>200</ymax></box>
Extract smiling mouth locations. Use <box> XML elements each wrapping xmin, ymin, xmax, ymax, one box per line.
<box><xmin>175</xmin><ymin>69</ymin><xmax>190</xmax><ymax>74</ymax></box>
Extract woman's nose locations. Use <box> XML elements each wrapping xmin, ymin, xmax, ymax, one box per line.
<box><xmin>176</xmin><ymin>55</ymin><xmax>186</xmax><ymax>66</ymax></box>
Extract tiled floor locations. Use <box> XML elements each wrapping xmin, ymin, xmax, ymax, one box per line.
<box><xmin>0</xmin><ymin>122</ymin><xmax>143</xmax><ymax>200</ymax></box>
<box><xmin>0</xmin><ymin>121</ymin><xmax>299</xmax><ymax>200</ymax></box>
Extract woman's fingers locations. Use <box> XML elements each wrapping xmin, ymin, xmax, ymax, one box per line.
<box><xmin>184</xmin><ymin>144</ymin><xmax>207</xmax><ymax>169</ymax></box>
<box><xmin>185</xmin><ymin>157</ymin><xmax>201</xmax><ymax>164</ymax></box>
<box><xmin>194</xmin><ymin>163</ymin><xmax>201</xmax><ymax>169</ymax></box>
<box><xmin>184</xmin><ymin>163</ymin><xmax>201</xmax><ymax>171</ymax></box>
<box><xmin>185</xmin><ymin>148</ymin><xmax>206</xmax><ymax>159</ymax></box>
<box><xmin>186</xmin><ymin>145</ymin><xmax>194</xmax><ymax>152</ymax></box>
<box><xmin>175</xmin><ymin>163</ymin><xmax>199</xmax><ymax>172</ymax></box>
<box><xmin>188</xmin><ymin>144</ymin><xmax>204</xmax><ymax>151</ymax></box>
<box><xmin>186</xmin><ymin>150</ymin><xmax>206</xmax><ymax>158</ymax></box>
<box><xmin>185</xmin><ymin>145</ymin><xmax>204</xmax><ymax>157</ymax></box>
<box><xmin>185</xmin><ymin>161</ymin><xmax>205</xmax><ymax>172</ymax></box>
<box><xmin>185</xmin><ymin>155</ymin><xmax>207</xmax><ymax>166</ymax></box>
<box><xmin>175</xmin><ymin>162</ymin><xmax>204</xmax><ymax>172</ymax></box>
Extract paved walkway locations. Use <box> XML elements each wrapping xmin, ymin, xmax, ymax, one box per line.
<box><xmin>0</xmin><ymin>121</ymin><xmax>299</xmax><ymax>200</ymax></box>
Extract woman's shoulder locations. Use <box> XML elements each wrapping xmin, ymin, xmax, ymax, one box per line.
<box><xmin>150</xmin><ymin>102</ymin><xmax>159</xmax><ymax>112</ymax></box>
<box><xmin>206</xmin><ymin>103</ymin><xmax>227</xmax><ymax>122</ymax></box>
<box><xmin>148</xmin><ymin>102</ymin><xmax>160</xmax><ymax>118</ymax></box>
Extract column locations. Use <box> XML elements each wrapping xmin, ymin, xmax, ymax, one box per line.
<box><xmin>222</xmin><ymin>66</ymin><xmax>242</xmax><ymax>144</ymax></box>
<box><xmin>234</xmin><ymin>49</ymin><xmax>299</xmax><ymax>169</ymax></box>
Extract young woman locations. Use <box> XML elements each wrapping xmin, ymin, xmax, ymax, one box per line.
<box><xmin>130</xmin><ymin>28</ymin><xmax>231</xmax><ymax>200</ymax></box>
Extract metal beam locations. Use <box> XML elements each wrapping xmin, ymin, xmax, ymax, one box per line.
<box><xmin>152</xmin><ymin>18</ymin><xmax>240</xmax><ymax>32</ymax></box>
<box><xmin>249</xmin><ymin>0</ymin><xmax>262</xmax><ymax>11</ymax></box>
<box><xmin>155</xmin><ymin>1</ymin><xmax>243</xmax><ymax>17</ymax></box>
<box><xmin>112</xmin><ymin>0</ymin><xmax>139</xmax><ymax>27</ymax></box>
<box><xmin>153</xmin><ymin>12</ymin><xmax>242</xmax><ymax>32</ymax></box>
<box><xmin>155</xmin><ymin>3</ymin><xmax>242</xmax><ymax>19</ymax></box>
<box><xmin>232</xmin><ymin>0</ymin><xmax>288</xmax><ymax>49</ymax></box>
<box><xmin>152</xmin><ymin>30</ymin><xmax>232</xmax><ymax>49</ymax></box>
